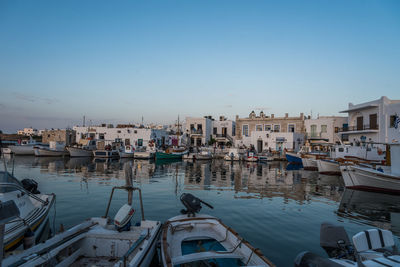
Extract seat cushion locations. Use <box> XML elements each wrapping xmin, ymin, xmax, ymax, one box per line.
<box><xmin>352</xmin><ymin>229</ymin><xmax>394</xmax><ymax>252</ymax></box>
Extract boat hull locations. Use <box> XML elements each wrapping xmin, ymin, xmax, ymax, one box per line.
<box><xmin>317</xmin><ymin>159</ymin><xmax>340</xmax><ymax>175</ymax></box>
<box><xmin>93</xmin><ymin>150</ymin><xmax>119</xmax><ymax>158</ymax></box>
<box><xmin>340</xmin><ymin>165</ymin><xmax>400</xmax><ymax>194</ymax></box>
<box><xmin>302</xmin><ymin>158</ymin><xmax>318</xmax><ymax>171</ymax></box>
<box><xmin>155</xmin><ymin>152</ymin><xmax>183</xmax><ymax>160</ymax></box>
<box><xmin>285</xmin><ymin>152</ymin><xmax>302</xmax><ymax>164</ymax></box>
<box><xmin>34</xmin><ymin>148</ymin><xmax>69</xmax><ymax>157</ymax></box>
<box><xmin>67</xmin><ymin>147</ymin><xmax>93</xmax><ymax>157</ymax></box>
<box><xmin>119</xmin><ymin>151</ymin><xmax>135</xmax><ymax>158</ymax></box>
<box><xmin>9</xmin><ymin>145</ymin><xmax>35</xmax><ymax>155</ymax></box>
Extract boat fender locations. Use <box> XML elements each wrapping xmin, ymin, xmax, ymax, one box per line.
<box><xmin>23</xmin><ymin>228</ymin><xmax>35</xmax><ymax>249</ymax></box>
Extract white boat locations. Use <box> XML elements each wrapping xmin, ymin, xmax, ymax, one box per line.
<box><xmin>0</xmin><ymin>171</ymin><xmax>55</xmax><ymax>253</ymax></box>
<box><xmin>245</xmin><ymin>151</ymin><xmax>258</xmax><ymax>162</ymax></box>
<box><xmin>316</xmin><ymin>159</ymin><xmax>341</xmax><ymax>175</ymax></box>
<box><xmin>301</xmin><ymin>157</ymin><xmax>318</xmax><ymax>171</ymax></box>
<box><xmin>295</xmin><ymin>222</ymin><xmax>400</xmax><ymax>267</ymax></box>
<box><xmin>34</xmin><ymin>141</ymin><xmax>69</xmax><ymax>157</ymax></box>
<box><xmin>119</xmin><ymin>145</ymin><xmax>135</xmax><ymax>158</ymax></box>
<box><xmin>93</xmin><ymin>149</ymin><xmax>119</xmax><ymax>158</ymax></box>
<box><xmin>3</xmin><ymin>185</ymin><xmax>162</xmax><ymax>267</ymax></box>
<box><xmin>340</xmin><ymin>144</ymin><xmax>400</xmax><ymax>194</ymax></box>
<box><xmin>8</xmin><ymin>139</ymin><xmax>41</xmax><ymax>155</ymax></box>
<box><xmin>224</xmin><ymin>148</ymin><xmax>242</xmax><ymax>161</ymax></box>
<box><xmin>160</xmin><ymin>193</ymin><xmax>274</xmax><ymax>267</ymax></box>
<box><xmin>67</xmin><ymin>139</ymin><xmax>97</xmax><ymax>157</ymax></box>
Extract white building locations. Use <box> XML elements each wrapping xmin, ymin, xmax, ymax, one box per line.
<box><xmin>73</xmin><ymin>124</ymin><xmax>169</xmax><ymax>148</ymax></box>
<box><xmin>212</xmin><ymin>116</ymin><xmax>235</xmax><ymax>146</ymax></box>
<box><xmin>339</xmin><ymin>96</ymin><xmax>400</xmax><ymax>144</ymax></box>
<box><xmin>185</xmin><ymin>116</ymin><xmax>213</xmax><ymax>146</ymax></box>
<box><xmin>17</xmin><ymin>127</ymin><xmax>38</xmax><ymax>136</ymax></box>
<box><xmin>236</xmin><ymin>130</ymin><xmax>304</xmax><ymax>152</ymax></box>
<box><xmin>304</xmin><ymin>116</ymin><xmax>348</xmax><ymax>143</ymax></box>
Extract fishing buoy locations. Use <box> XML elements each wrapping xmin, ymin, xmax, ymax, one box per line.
<box><xmin>23</xmin><ymin>228</ymin><xmax>35</xmax><ymax>249</ymax></box>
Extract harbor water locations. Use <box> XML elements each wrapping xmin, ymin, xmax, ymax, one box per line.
<box><xmin>3</xmin><ymin>155</ymin><xmax>400</xmax><ymax>266</ymax></box>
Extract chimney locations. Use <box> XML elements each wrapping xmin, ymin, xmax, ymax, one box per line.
<box><xmin>300</xmin><ymin>113</ymin><xmax>304</xmax><ymax>120</ymax></box>
<box><xmin>285</xmin><ymin>113</ymin><xmax>288</xmax><ymax>118</ymax></box>
<box><xmin>271</xmin><ymin>114</ymin><xmax>274</xmax><ymax>118</ymax></box>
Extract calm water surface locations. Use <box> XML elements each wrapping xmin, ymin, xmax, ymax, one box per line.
<box><xmin>3</xmin><ymin>155</ymin><xmax>400</xmax><ymax>266</ymax></box>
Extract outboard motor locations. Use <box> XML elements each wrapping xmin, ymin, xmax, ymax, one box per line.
<box><xmin>180</xmin><ymin>193</ymin><xmax>213</xmax><ymax>217</ymax></box>
<box><xmin>114</xmin><ymin>204</ymin><xmax>135</xmax><ymax>232</ymax></box>
<box><xmin>320</xmin><ymin>222</ymin><xmax>354</xmax><ymax>260</ymax></box>
<box><xmin>21</xmin><ymin>179</ymin><xmax>40</xmax><ymax>194</ymax></box>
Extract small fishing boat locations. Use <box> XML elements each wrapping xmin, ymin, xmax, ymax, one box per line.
<box><xmin>34</xmin><ymin>141</ymin><xmax>69</xmax><ymax>157</ymax></box>
<box><xmin>295</xmin><ymin>222</ymin><xmax>400</xmax><ymax>267</ymax></box>
<box><xmin>316</xmin><ymin>158</ymin><xmax>341</xmax><ymax>175</ymax></box>
<box><xmin>119</xmin><ymin>144</ymin><xmax>135</xmax><ymax>158</ymax></box>
<box><xmin>156</xmin><ymin>147</ymin><xmax>188</xmax><ymax>160</ymax></box>
<box><xmin>340</xmin><ymin>145</ymin><xmax>400</xmax><ymax>194</ymax></box>
<box><xmin>245</xmin><ymin>151</ymin><xmax>258</xmax><ymax>162</ymax></box>
<box><xmin>160</xmin><ymin>193</ymin><xmax>275</xmax><ymax>267</ymax></box>
<box><xmin>93</xmin><ymin>143</ymin><xmax>119</xmax><ymax>158</ymax></box>
<box><xmin>285</xmin><ymin>151</ymin><xmax>303</xmax><ymax>164</ymax></box>
<box><xmin>9</xmin><ymin>138</ymin><xmax>41</xmax><ymax>155</ymax></box>
<box><xmin>0</xmin><ymin>171</ymin><xmax>55</xmax><ymax>253</ymax></box>
<box><xmin>134</xmin><ymin>146</ymin><xmax>155</xmax><ymax>159</ymax></box>
<box><xmin>67</xmin><ymin>139</ymin><xmax>97</xmax><ymax>157</ymax></box>
<box><xmin>3</xmin><ymin>185</ymin><xmax>162</xmax><ymax>267</ymax></box>
<box><xmin>224</xmin><ymin>148</ymin><xmax>242</xmax><ymax>161</ymax></box>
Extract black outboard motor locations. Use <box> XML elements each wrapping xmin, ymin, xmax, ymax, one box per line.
<box><xmin>180</xmin><ymin>193</ymin><xmax>213</xmax><ymax>217</ymax></box>
<box><xmin>320</xmin><ymin>222</ymin><xmax>354</xmax><ymax>260</ymax></box>
<box><xmin>21</xmin><ymin>179</ymin><xmax>40</xmax><ymax>194</ymax></box>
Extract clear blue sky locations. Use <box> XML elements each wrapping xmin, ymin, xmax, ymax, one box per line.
<box><xmin>1</xmin><ymin>0</ymin><xmax>399</xmax><ymax>132</ymax></box>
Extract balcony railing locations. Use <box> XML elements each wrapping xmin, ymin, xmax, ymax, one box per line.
<box><xmin>214</xmin><ymin>134</ymin><xmax>227</xmax><ymax>138</ymax></box>
<box><xmin>190</xmin><ymin>129</ymin><xmax>203</xmax><ymax>134</ymax></box>
<box><xmin>338</xmin><ymin>124</ymin><xmax>379</xmax><ymax>132</ymax></box>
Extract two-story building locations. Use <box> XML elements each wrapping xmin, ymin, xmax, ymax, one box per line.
<box><xmin>235</xmin><ymin>111</ymin><xmax>306</xmax><ymax>152</ymax></box>
<box><xmin>185</xmin><ymin>116</ymin><xmax>213</xmax><ymax>146</ymax></box>
<box><xmin>73</xmin><ymin>124</ymin><xmax>168</xmax><ymax>148</ymax></box>
<box><xmin>304</xmin><ymin>116</ymin><xmax>348</xmax><ymax>144</ymax></box>
<box><xmin>17</xmin><ymin>127</ymin><xmax>38</xmax><ymax>136</ymax></box>
<box><xmin>212</xmin><ymin>116</ymin><xmax>235</xmax><ymax>147</ymax></box>
<box><xmin>339</xmin><ymin>96</ymin><xmax>400</xmax><ymax>144</ymax></box>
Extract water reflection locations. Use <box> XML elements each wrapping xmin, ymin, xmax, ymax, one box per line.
<box><xmin>338</xmin><ymin>189</ymin><xmax>400</xmax><ymax>236</ymax></box>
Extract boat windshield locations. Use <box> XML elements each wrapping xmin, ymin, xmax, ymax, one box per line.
<box><xmin>0</xmin><ymin>171</ymin><xmax>23</xmax><ymax>193</ymax></box>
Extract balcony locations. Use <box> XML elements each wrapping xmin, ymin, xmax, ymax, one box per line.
<box><xmin>190</xmin><ymin>129</ymin><xmax>203</xmax><ymax>135</ymax></box>
<box><xmin>214</xmin><ymin>134</ymin><xmax>227</xmax><ymax>138</ymax></box>
<box><xmin>338</xmin><ymin>124</ymin><xmax>379</xmax><ymax>133</ymax></box>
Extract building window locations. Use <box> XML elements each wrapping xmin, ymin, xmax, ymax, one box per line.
<box><xmin>288</xmin><ymin>124</ymin><xmax>295</xmax><ymax>133</ymax></box>
<box><xmin>127</xmin><ymin>130</ymin><xmax>131</xmax><ymax>133</ymax></box>
<box><xmin>256</xmin><ymin>124</ymin><xmax>263</xmax><ymax>131</ymax></box>
<box><xmin>390</xmin><ymin>115</ymin><xmax>396</xmax><ymax>128</ymax></box>
<box><xmin>264</xmin><ymin>124</ymin><xmax>271</xmax><ymax>131</ymax></box>
<box><xmin>242</xmin><ymin>125</ymin><xmax>249</xmax><ymax>137</ymax></box>
<box><xmin>321</xmin><ymin>125</ymin><xmax>327</xmax><ymax>133</ymax></box>
<box><xmin>213</xmin><ymin>127</ymin><xmax>217</xmax><ymax>135</ymax></box>
<box><xmin>117</xmin><ymin>130</ymin><xmax>121</xmax><ymax>133</ymax></box>
<box><xmin>134</xmin><ymin>130</ymin><xmax>137</xmax><ymax>134</ymax></box>
<box><xmin>138</xmin><ymin>139</ymin><xmax>143</xmax><ymax>146</ymax></box>
<box><xmin>310</xmin><ymin>125</ymin><xmax>317</xmax><ymax>137</ymax></box>
<box><xmin>99</xmin><ymin>134</ymin><xmax>104</xmax><ymax>140</ymax></box>
<box><xmin>334</xmin><ymin>127</ymin><xmax>339</xmax><ymax>133</ymax></box>
<box><xmin>273</xmin><ymin>124</ymin><xmax>280</xmax><ymax>132</ymax></box>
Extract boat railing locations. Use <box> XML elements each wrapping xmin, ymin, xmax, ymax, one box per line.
<box><xmin>0</xmin><ymin>182</ymin><xmax>49</xmax><ymax>205</ymax></box>
<box><xmin>104</xmin><ymin>186</ymin><xmax>145</xmax><ymax>221</ymax></box>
